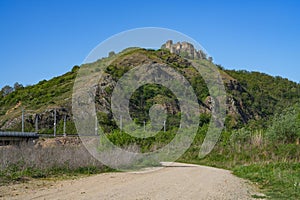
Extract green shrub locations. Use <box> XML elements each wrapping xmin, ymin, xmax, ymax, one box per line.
<box><xmin>266</xmin><ymin>104</ymin><xmax>300</xmax><ymax>143</ymax></box>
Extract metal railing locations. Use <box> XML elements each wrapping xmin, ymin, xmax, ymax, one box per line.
<box><xmin>0</xmin><ymin>131</ymin><xmax>39</xmax><ymax>138</ymax></box>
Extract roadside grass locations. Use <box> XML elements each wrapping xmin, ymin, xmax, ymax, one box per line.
<box><xmin>233</xmin><ymin>162</ymin><xmax>300</xmax><ymax>199</ymax></box>
<box><xmin>0</xmin><ymin>165</ymin><xmax>114</xmax><ymax>186</ymax></box>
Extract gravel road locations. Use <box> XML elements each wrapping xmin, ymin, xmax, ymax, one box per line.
<box><xmin>0</xmin><ymin>162</ymin><xmax>262</xmax><ymax>200</ymax></box>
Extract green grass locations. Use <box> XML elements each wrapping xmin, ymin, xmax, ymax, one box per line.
<box><xmin>234</xmin><ymin>162</ymin><xmax>300</xmax><ymax>199</ymax></box>
<box><xmin>0</xmin><ymin>164</ymin><xmax>115</xmax><ymax>186</ymax></box>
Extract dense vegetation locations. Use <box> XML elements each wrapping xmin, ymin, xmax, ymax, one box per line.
<box><xmin>224</xmin><ymin>69</ymin><xmax>300</xmax><ymax>129</ymax></box>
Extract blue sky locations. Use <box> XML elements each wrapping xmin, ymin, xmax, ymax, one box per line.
<box><xmin>0</xmin><ymin>0</ymin><xmax>299</xmax><ymax>88</ymax></box>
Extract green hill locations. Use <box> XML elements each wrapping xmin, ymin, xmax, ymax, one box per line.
<box><xmin>0</xmin><ymin>47</ymin><xmax>299</xmax><ymax>133</ymax></box>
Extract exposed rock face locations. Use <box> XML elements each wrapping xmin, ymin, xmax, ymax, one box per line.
<box><xmin>162</xmin><ymin>40</ymin><xmax>207</xmax><ymax>60</ymax></box>
<box><xmin>36</xmin><ymin>107</ymin><xmax>71</xmax><ymax>130</ymax></box>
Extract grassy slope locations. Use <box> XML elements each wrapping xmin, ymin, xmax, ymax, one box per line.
<box><xmin>0</xmin><ymin>66</ymin><xmax>78</xmax><ymax>130</ymax></box>
<box><xmin>225</xmin><ymin>69</ymin><xmax>300</xmax><ymax>128</ymax></box>
<box><xmin>234</xmin><ymin>162</ymin><xmax>300</xmax><ymax>199</ymax></box>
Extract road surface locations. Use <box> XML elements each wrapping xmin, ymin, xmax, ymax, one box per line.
<box><xmin>0</xmin><ymin>162</ymin><xmax>262</xmax><ymax>200</ymax></box>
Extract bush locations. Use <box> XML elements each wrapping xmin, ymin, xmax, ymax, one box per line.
<box><xmin>230</xmin><ymin>128</ymin><xmax>252</xmax><ymax>144</ymax></box>
<box><xmin>266</xmin><ymin>105</ymin><xmax>300</xmax><ymax>143</ymax></box>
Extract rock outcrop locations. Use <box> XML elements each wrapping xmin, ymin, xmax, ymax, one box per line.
<box><xmin>161</xmin><ymin>40</ymin><xmax>208</xmax><ymax>60</ymax></box>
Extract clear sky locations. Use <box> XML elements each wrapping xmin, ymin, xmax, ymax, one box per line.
<box><xmin>0</xmin><ymin>0</ymin><xmax>299</xmax><ymax>88</ymax></box>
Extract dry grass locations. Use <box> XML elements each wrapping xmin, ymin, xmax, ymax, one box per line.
<box><xmin>0</xmin><ymin>137</ymin><xmax>151</xmax><ymax>185</ymax></box>
<box><xmin>0</xmin><ymin>139</ymin><xmax>104</xmax><ymax>171</ymax></box>
<box><xmin>98</xmin><ymin>144</ymin><xmax>142</xmax><ymax>170</ymax></box>
<box><xmin>0</xmin><ymin>138</ymin><xmax>109</xmax><ymax>185</ymax></box>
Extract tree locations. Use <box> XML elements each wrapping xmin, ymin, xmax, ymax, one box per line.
<box><xmin>108</xmin><ymin>51</ymin><xmax>115</xmax><ymax>57</ymax></box>
<box><xmin>1</xmin><ymin>85</ymin><xmax>13</xmax><ymax>97</ymax></box>
<box><xmin>71</xmin><ymin>65</ymin><xmax>80</xmax><ymax>72</ymax></box>
<box><xmin>14</xmin><ymin>82</ymin><xmax>23</xmax><ymax>90</ymax></box>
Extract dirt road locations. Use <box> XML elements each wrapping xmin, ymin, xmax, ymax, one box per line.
<box><xmin>0</xmin><ymin>162</ymin><xmax>261</xmax><ymax>200</ymax></box>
